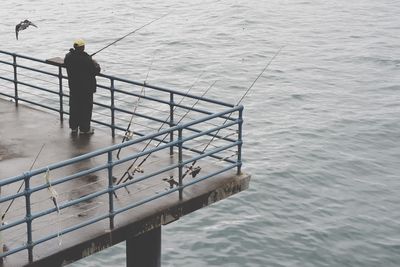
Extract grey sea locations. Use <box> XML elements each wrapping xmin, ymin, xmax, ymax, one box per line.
<box><xmin>1</xmin><ymin>0</ymin><xmax>400</xmax><ymax>266</ymax></box>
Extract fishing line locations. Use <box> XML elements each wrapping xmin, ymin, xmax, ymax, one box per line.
<box><xmin>14</xmin><ymin>71</ymin><xmax>59</xmax><ymax>86</ymax></box>
<box><xmin>1</xmin><ymin>144</ymin><xmax>46</xmax><ymax>222</ymax></box>
<box><xmin>91</xmin><ymin>12</ymin><xmax>171</xmax><ymax>57</ymax></box>
<box><xmin>181</xmin><ymin>46</ymin><xmax>285</xmax><ymax>180</ymax></box>
<box><xmin>116</xmin><ymin>56</ymin><xmax>154</xmax><ymax>159</ymax></box>
<box><xmin>237</xmin><ymin>46</ymin><xmax>285</xmax><ymax>105</ymax></box>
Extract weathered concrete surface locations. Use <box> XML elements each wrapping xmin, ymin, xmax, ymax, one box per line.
<box><xmin>0</xmin><ymin>98</ymin><xmax>251</xmax><ymax>266</ymax></box>
<box><xmin>0</xmin><ymin>99</ymin><xmax>120</xmax><ymax>178</ymax></box>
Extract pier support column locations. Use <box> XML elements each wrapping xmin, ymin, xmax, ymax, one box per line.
<box><xmin>126</xmin><ymin>226</ymin><xmax>161</xmax><ymax>267</ymax></box>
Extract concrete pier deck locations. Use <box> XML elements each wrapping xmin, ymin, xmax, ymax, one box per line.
<box><xmin>0</xmin><ymin>98</ymin><xmax>250</xmax><ymax>266</ymax></box>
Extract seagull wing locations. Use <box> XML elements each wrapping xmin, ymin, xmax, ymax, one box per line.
<box><xmin>29</xmin><ymin>21</ymin><xmax>38</xmax><ymax>28</ymax></box>
<box><xmin>15</xmin><ymin>24</ymin><xmax>20</xmax><ymax>40</ymax></box>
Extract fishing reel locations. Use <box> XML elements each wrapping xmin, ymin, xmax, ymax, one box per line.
<box><xmin>124</xmin><ymin>130</ymin><xmax>134</xmax><ymax>141</ymax></box>
<box><xmin>133</xmin><ymin>166</ymin><xmax>144</xmax><ymax>174</ymax></box>
<box><xmin>186</xmin><ymin>165</ymin><xmax>201</xmax><ymax>178</ymax></box>
<box><xmin>163</xmin><ymin>176</ymin><xmax>179</xmax><ymax>189</ymax></box>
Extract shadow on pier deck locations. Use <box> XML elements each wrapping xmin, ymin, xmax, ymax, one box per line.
<box><xmin>0</xmin><ymin>98</ymin><xmax>250</xmax><ymax>266</ymax></box>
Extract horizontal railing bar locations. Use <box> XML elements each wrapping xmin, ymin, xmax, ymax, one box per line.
<box><xmin>183</xmin><ymin>126</ymin><xmax>237</xmax><ymax>143</ymax></box>
<box><xmin>0</xmin><ymin>75</ymin><xmax>14</xmax><ymax>83</ymax></box>
<box><xmin>0</xmin><ymin>190</ymin><xmax>26</xmax><ymax>204</ymax></box>
<box><xmin>15</xmin><ymin>97</ymin><xmax>60</xmax><ymax>113</ymax></box>
<box><xmin>184</xmin><ymin>146</ymin><xmax>236</xmax><ymax>164</ymax></box>
<box><xmin>111</xmin><ymin>140</ymin><xmax>180</xmax><ymax>167</ymax></box>
<box><xmin>0</xmin><ymin>244</ymin><xmax>28</xmax><ymax>258</ymax></box>
<box><xmin>181</xmin><ymin>142</ymin><xmax>241</xmax><ymax>167</ymax></box>
<box><xmin>0</xmin><ymin>59</ymin><xmax>13</xmax><ymax>67</ymax></box>
<box><xmin>0</xmin><ymin>217</ymin><xmax>27</xmax><ymax>231</ymax></box>
<box><xmin>17</xmin><ymin>80</ymin><xmax>58</xmax><ymax>95</ymax></box>
<box><xmin>180</xmin><ymin>119</ymin><xmax>239</xmax><ymax>143</ymax></box>
<box><xmin>29</xmin><ymin>164</ymin><xmax>108</xmax><ymax>194</ymax></box>
<box><xmin>112</xmin><ymin>87</ymin><xmax>171</xmax><ymax>106</ymax></box>
<box><xmin>33</xmin><ymin>213</ymin><xmax>110</xmax><ymax>247</ymax></box>
<box><xmin>98</xmin><ymin>73</ymin><xmax>234</xmax><ymax>108</ymax></box>
<box><xmin>181</xmin><ymin>106</ymin><xmax>241</xmax><ymax>129</ymax></box>
<box><xmin>90</xmin><ymin>118</ymin><xmax>116</xmax><ymax>129</ymax></box>
<box><xmin>92</xmin><ymin>101</ymin><xmax>109</xmax><ymax>109</ymax></box>
<box><xmin>0</xmin><ymin>92</ymin><xmax>14</xmax><ymax>99</ymax></box>
<box><xmin>113</xmin><ymin>106</ymin><xmax>171</xmax><ymax>125</ymax></box>
<box><xmin>173</xmin><ymin>105</ymin><xmax>235</xmax><ymax>122</ymax></box>
<box><xmin>88</xmin><ymin>119</ymin><xmax>172</xmax><ymax>146</ymax></box>
<box><xmin>32</xmin><ymin>187</ymin><xmax>109</xmax><ymax>220</ymax></box>
<box><xmin>14</xmin><ymin>63</ymin><xmax>58</xmax><ymax>78</ymax></box>
<box><xmin>0</xmin><ymin>50</ymin><xmax>48</xmax><ymax>64</ymax></box>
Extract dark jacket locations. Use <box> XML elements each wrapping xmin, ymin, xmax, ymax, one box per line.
<box><xmin>64</xmin><ymin>49</ymin><xmax>101</xmax><ymax>94</ymax></box>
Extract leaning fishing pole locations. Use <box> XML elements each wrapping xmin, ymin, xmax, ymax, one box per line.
<box><xmin>1</xmin><ymin>144</ymin><xmax>45</xmax><ymax>222</ymax></box>
<box><xmin>116</xmin><ymin>80</ymin><xmax>216</xmax><ymax>190</ymax></box>
<box><xmin>115</xmin><ymin>71</ymin><xmax>204</xmax><ymax>168</ymax></box>
<box><xmin>116</xmin><ymin>58</ymin><xmax>155</xmax><ymax>160</ymax></box>
<box><xmin>91</xmin><ymin>12</ymin><xmax>170</xmax><ymax>57</ymax></box>
<box><xmin>181</xmin><ymin>46</ymin><xmax>285</xmax><ymax>181</ymax></box>
<box><xmin>116</xmin><ymin>80</ymin><xmax>216</xmax><ymax>188</ymax></box>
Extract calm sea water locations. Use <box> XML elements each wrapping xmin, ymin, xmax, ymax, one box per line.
<box><xmin>1</xmin><ymin>0</ymin><xmax>400</xmax><ymax>266</ymax></box>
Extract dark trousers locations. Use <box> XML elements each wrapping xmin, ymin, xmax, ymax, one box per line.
<box><xmin>69</xmin><ymin>92</ymin><xmax>93</xmax><ymax>132</ymax></box>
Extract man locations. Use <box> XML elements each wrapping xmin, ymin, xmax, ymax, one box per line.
<box><xmin>64</xmin><ymin>39</ymin><xmax>101</xmax><ymax>134</ymax></box>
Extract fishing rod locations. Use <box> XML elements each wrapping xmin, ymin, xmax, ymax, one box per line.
<box><xmin>1</xmin><ymin>144</ymin><xmax>46</xmax><ymax>222</ymax></box>
<box><xmin>91</xmin><ymin>12</ymin><xmax>170</xmax><ymax>57</ymax></box>
<box><xmin>117</xmin><ymin>71</ymin><xmax>204</xmax><ymax>161</ymax></box>
<box><xmin>116</xmin><ymin>79</ymin><xmax>215</xmax><ymax>187</ymax></box>
<box><xmin>116</xmin><ymin>58</ymin><xmax>154</xmax><ymax>160</ymax></box>
<box><xmin>180</xmin><ymin>46</ymin><xmax>285</xmax><ymax>181</ymax></box>
<box><xmin>116</xmin><ymin>80</ymin><xmax>217</xmax><ymax>189</ymax></box>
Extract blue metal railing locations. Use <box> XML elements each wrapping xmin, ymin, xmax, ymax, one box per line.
<box><xmin>0</xmin><ymin>50</ymin><xmax>244</xmax><ymax>263</ymax></box>
<box><xmin>0</xmin><ymin>50</ymin><xmax>235</xmax><ymax>138</ymax></box>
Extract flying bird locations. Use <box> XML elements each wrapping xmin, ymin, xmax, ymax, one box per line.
<box><xmin>15</xmin><ymin>19</ymin><xmax>38</xmax><ymax>40</ymax></box>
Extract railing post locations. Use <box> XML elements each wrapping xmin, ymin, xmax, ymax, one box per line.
<box><xmin>107</xmin><ymin>151</ymin><xmax>115</xmax><ymax>230</ymax></box>
<box><xmin>237</xmin><ymin>107</ymin><xmax>243</xmax><ymax>175</ymax></box>
<box><xmin>12</xmin><ymin>54</ymin><xmax>18</xmax><ymax>106</ymax></box>
<box><xmin>178</xmin><ymin>128</ymin><xmax>183</xmax><ymax>200</ymax></box>
<box><xmin>58</xmin><ymin>66</ymin><xmax>64</xmax><ymax>121</ymax></box>
<box><xmin>110</xmin><ymin>78</ymin><xmax>116</xmax><ymax>138</ymax></box>
<box><xmin>24</xmin><ymin>172</ymin><xmax>33</xmax><ymax>263</ymax></box>
<box><xmin>169</xmin><ymin>92</ymin><xmax>174</xmax><ymax>155</ymax></box>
